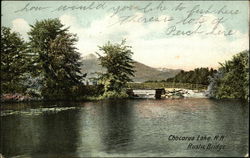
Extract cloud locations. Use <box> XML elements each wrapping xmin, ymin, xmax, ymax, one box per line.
<box><xmin>59</xmin><ymin>13</ymin><xmax>172</xmax><ymax>57</ymax></box>
<box><xmin>10</xmin><ymin>14</ymin><xmax>248</xmax><ymax>70</ymax></box>
<box><xmin>11</xmin><ymin>18</ymin><xmax>30</xmax><ymax>40</ymax></box>
<box><xmin>59</xmin><ymin>13</ymin><xmax>248</xmax><ymax>70</ymax></box>
<box><xmin>131</xmin><ymin>34</ymin><xmax>248</xmax><ymax>70</ymax></box>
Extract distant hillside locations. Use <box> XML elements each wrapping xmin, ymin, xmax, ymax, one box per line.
<box><xmin>81</xmin><ymin>54</ymin><xmax>181</xmax><ymax>82</ymax></box>
<box><xmin>133</xmin><ymin>62</ymin><xmax>181</xmax><ymax>82</ymax></box>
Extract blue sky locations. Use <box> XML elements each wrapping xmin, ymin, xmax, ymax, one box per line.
<box><xmin>2</xmin><ymin>1</ymin><xmax>249</xmax><ymax>70</ymax></box>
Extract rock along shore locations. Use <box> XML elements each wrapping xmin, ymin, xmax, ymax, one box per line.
<box><xmin>163</xmin><ymin>88</ymin><xmax>208</xmax><ymax>99</ymax></box>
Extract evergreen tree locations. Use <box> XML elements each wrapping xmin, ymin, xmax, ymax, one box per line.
<box><xmin>28</xmin><ymin>19</ymin><xmax>84</xmax><ymax>99</ymax></box>
<box><xmin>1</xmin><ymin>27</ymin><xmax>29</xmax><ymax>94</ymax></box>
<box><xmin>97</xmin><ymin>40</ymin><xmax>134</xmax><ymax>97</ymax></box>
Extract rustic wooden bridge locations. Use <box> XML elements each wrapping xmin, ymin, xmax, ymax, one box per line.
<box><xmin>127</xmin><ymin>88</ymin><xmax>165</xmax><ymax>99</ymax></box>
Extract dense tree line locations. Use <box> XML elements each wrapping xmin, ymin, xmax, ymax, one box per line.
<box><xmin>1</xmin><ymin>18</ymin><xmax>248</xmax><ymax>100</ymax></box>
<box><xmin>165</xmin><ymin>68</ymin><xmax>217</xmax><ymax>85</ymax></box>
<box><xmin>208</xmin><ymin>50</ymin><xmax>249</xmax><ymax>99</ymax></box>
<box><xmin>1</xmin><ymin>18</ymin><xmax>134</xmax><ymax>100</ymax></box>
<box><xmin>1</xmin><ymin>19</ymin><xmax>85</xmax><ymax>100</ymax></box>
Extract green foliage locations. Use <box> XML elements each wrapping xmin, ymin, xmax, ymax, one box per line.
<box><xmin>209</xmin><ymin>50</ymin><xmax>249</xmax><ymax>99</ymax></box>
<box><xmin>101</xmin><ymin>90</ymin><xmax>129</xmax><ymax>99</ymax></box>
<box><xmin>28</xmin><ymin>18</ymin><xmax>84</xmax><ymax>100</ymax></box>
<box><xmin>1</xmin><ymin>27</ymin><xmax>29</xmax><ymax>94</ymax></box>
<box><xmin>4</xmin><ymin>18</ymin><xmax>248</xmax><ymax>102</ymax></box>
<box><xmin>97</xmin><ymin>40</ymin><xmax>134</xmax><ymax>95</ymax></box>
<box><xmin>166</xmin><ymin>68</ymin><xmax>217</xmax><ymax>85</ymax></box>
<box><xmin>78</xmin><ymin>85</ymin><xmax>104</xmax><ymax>97</ymax></box>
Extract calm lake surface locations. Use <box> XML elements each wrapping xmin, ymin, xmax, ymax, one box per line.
<box><xmin>0</xmin><ymin>99</ymin><xmax>249</xmax><ymax>157</ymax></box>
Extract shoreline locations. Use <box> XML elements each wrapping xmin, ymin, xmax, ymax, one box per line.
<box><xmin>1</xmin><ymin>89</ymin><xmax>247</xmax><ymax>104</ymax></box>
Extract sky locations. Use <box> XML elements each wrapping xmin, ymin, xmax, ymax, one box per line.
<box><xmin>1</xmin><ymin>1</ymin><xmax>249</xmax><ymax>70</ymax></box>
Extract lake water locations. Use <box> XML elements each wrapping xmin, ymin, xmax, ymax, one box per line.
<box><xmin>0</xmin><ymin>99</ymin><xmax>249</xmax><ymax>157</ymax></box>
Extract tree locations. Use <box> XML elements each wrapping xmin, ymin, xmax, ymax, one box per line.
<box><xmin>166</xmin><ymin>67</ymin><xmax>217</xmax><ymax>85</ymax></box>
<box><xmin>1</xmin><ymin>27</ymin><xmax>29</xmax><ymax>94</ymax></box>
<box><xmin>208</xmin><ymin>50</ymin><xmax>249</xmax><ymax>99</ymax></box>
<box><xmin>28</xmin><ymin>18</ymin><xmax>84</xmax><ymax>99</ymax></box>
<box><xmin>96</xmin><ymin>40</ymin><xmax>135</xmax><ymax>97</ymax></box>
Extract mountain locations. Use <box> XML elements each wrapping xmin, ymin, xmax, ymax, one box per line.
<box><xmin>156</xmin><ymin>67</ymin><xmax>182</xmax><ymax>72</ymax></box>
<box><xmin>80</xmin><ymin>54</ymin><xmax>181</xmax><ymax>82</ymax></box>
<box><xmin>80</xmin><ymin>54</ymin><xmax>105</xmax><ymax>80</ymax></box>
<box><xmin>133</xmin><ymin>62</ymin><xmax>181</xmax><ymax>82</ymax></box>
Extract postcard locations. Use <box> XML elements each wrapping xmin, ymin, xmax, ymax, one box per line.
<box><xmin>0</xmin><ymin>0</ymin><xmax>249</xmax><ymax>157</ymax></box>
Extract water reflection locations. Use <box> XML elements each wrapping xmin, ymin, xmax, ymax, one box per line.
<box><xmin>75</xmin><ymin>100</ymin><xmax>135</xmax><ymax>157</ymax></box>
<box><xmin>31</xmin><ymin>110</ymin><xmax>80</xmax><ymax>157</ymax></box>
<box><xmin>1</xmin><ymin>102</ymin><xmax>81</xmax><ymax>158</ymax></box>
<box><xmin>75</xmin><ymin>102</ymin><xmax>104</xmax><ymax>157</ymax></box>
<box><xmin>207</xmin><ymin>99</ymin><xmax>249</xmax><ymax>156</ymax></box>
<box><xmin>100</xmin><ymin>100</ymin><xmax>135</xmax><ymax>153</ymax></box>
<box><xmin>0</xmin><ymin>115</ymin><xmax>43</xmax><ymax>157</ymax></box>
<box><xmin>0</xmin><ymin>99</ymin><xmax>248</xmax><ymax>157</ymax></box>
